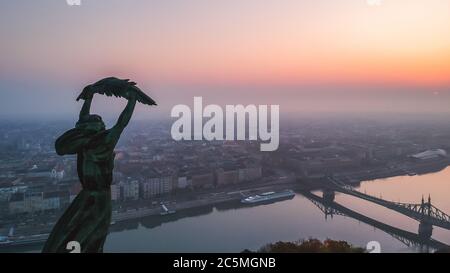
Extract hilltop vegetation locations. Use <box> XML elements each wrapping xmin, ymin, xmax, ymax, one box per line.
<box><xmin>244</xmin><ymin>238</ymin><xmax>365</xmax><ymax>253</ymax></box>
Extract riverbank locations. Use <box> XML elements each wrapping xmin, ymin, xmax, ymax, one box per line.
<box><xmin>2</xmin><ymin>158</ymin><xmax>449</xmax><ymax>251</ymax></box>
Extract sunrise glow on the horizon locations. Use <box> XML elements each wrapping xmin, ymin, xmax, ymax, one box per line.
<box><xmin>1</xmin><ymin>0</ymin><xmax>450</xmax><ymax>116</ymax></box>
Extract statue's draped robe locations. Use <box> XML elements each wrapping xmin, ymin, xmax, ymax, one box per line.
<box><xmin>42</xmin><ymin>128</ymin><xmax>116</xmax><ymax>253</ymax></box>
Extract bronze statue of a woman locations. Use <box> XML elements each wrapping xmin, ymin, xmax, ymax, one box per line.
<box><xmin>42</xmin><ymin>77</ymin><xmax>156</xmax><ymax>253</ymax></box>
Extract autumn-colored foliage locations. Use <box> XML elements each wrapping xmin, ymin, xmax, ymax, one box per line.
<box><xmin>251</xmin><ymin>238</ymin><xmax>365</xmax><ymax>253</ymax></box>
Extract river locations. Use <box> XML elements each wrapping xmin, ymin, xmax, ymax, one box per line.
<box><xmin>4</xmin><ymin>167</ymin><xmax>450</xmax><ymax>253</ymax></box>
<box><xmin>103</xmin><ymin>167</ymin><xmax>450</xmax><ymax>253</ymax></box>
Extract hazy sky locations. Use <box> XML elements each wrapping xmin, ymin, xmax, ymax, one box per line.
<box><xmin>1</xmin><ymin>0</ymin><xmax>449</xmax><ymax>119</ymax></box>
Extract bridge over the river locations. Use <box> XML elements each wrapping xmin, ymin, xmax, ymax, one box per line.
<box><xmin>300</xmin><ymin>190</ymin><xmax>449</xmax><ymax>251</ymax></box>
<box><xmin>326</xmin><ymin>176</ymin><xmax>450</xmax><ymax>231</ymax></box>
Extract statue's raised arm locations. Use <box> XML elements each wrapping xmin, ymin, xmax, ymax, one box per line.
<box><xmin>78</xmin><ymin>93</ymin><xmax>93</xmax><ymax>121</ymax></box>
<box><xmin>107</xmin><ymin>92</ymin><xmax>137</xmax><ymax>144</ymax></box>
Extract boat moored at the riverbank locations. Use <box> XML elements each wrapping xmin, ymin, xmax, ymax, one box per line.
<box><xmin>241</xmin><ymin>189</ymin><xmax>295</xmax><ymax>204</ymax></box>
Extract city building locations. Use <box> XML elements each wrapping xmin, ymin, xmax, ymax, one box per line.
<box><xmin>110</xmin><ymin>183</ymin><xmax>120</xmax><ymax>201</ymax></box>
<box><xmin>191</xmin><ymin>172</ymin><xmax>214</xmax><ymax>189</ymax></box>
<box><xmin>42</xmin><ymin>192</ymin><xmax>61</xmax><ymax>211</ymax></box>
<box><xmin>238</xmin><ymin>166</ymin><xmax>262</xmax><ymax>183</ymax></box>
<box><xmin>177</xmin><ymin>176</ymin><xmax>189</xmax><ymax>189</ymax></box>
<box><xmin>141</xmin><ymin>175</ymin><xmax>175</xmax><ymax>198</ymax></box>
<box><xmin>216</xmin><ymin>168</ymin><xmax>239</xmax><ymax>186</ymax></box>
<box><xmin>120</xmin><ymin>179</ymin><xmax>140</xmax><ymax>201</ymax></box>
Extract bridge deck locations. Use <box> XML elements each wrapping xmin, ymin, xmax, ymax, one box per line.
<box><xmin>328</xmin><ymin>177</ymin><xmax>450</xmax><ymax>230</ymax></box>
<box><xmin>300</xmin><ymin>190</ymin><xmax>449</xmax><ymax>250</ymax></box>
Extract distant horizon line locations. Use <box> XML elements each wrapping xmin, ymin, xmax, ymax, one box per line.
<box><xmin>2</xmin><ymin>110</ymin><xmax>450</xmax><ymax>123</ymax></box>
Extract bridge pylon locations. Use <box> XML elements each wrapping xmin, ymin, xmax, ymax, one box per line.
<box><xmin>418</xmin><ymin>220</ymin><xmax>433</xmax><ymax>239</ymax></box>
<box><xmin>322</xmin><ymin>189</ymin><xmax>335</xmax><ymax>203</ymax></box>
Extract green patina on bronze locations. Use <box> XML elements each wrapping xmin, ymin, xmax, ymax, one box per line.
<box><xmin>42</xmin><ymin>77</ymin><xmax>156</xmax><ymax>253</ymax></box>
